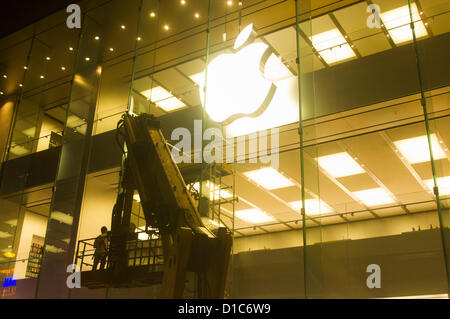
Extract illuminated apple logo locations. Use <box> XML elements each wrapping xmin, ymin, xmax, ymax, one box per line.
<box><xmin>203</xmin><ymin>24</ymin><xmax>277</xmax><ymax>125</ymax></box>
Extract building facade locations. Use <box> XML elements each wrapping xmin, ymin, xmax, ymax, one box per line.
<box><xmin>0</xmin><ymin>0</ymin><xmax>449</xmax><ymax>298</ymax></box>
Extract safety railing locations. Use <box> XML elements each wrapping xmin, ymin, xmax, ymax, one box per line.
<box><xmin>75</xmin><ymin>230</ymin><xmax>164</xmax><ymax>273</ymax></box>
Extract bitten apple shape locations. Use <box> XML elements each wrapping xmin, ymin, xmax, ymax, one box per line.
<box><xmin>203</xmin><ymin>24</ymin><xmax>276</xmax><ymax>125</ymax></box>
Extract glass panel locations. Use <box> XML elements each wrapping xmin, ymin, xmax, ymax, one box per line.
<box><xmin>35</xmin><ymin>7</ymin><xmax>112</xmax><ymax>298</ymax></box>
<box><xmin>6</xmin><ymin>16</ymin><xmax>79</xmax><ymax>160</ymax></box>
<box><xmin>409</xmin><ymin>0</ymin><xmax>450</xmax><ymax>295</ymax></box>
<box><xmin>301</xmin><ymin>0</ymin><xmax>449</xmax><ymax>298</ymax></box>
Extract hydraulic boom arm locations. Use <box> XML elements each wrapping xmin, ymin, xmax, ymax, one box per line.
<box><xmin>117</xmin><ymin>113</ymin><xmax>232</xmax><ymax>298</ymax></box>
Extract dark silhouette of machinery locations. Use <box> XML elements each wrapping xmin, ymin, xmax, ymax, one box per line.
<box><xmin>77</xmin><ymin>113</ymin><xmax>232</xmax><ymax>298</ymax></box>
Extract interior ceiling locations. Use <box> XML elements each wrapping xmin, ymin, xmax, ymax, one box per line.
<box><xmin>2</xmin><ymin>0</ymin><xmax>448</xmax><ymax>111</ymax></box>
<box><xmin>79</xmin><ymin>110</ymin><xmax>449</xmax><ymax>237</ymax></box>
<box><xmin>1</xmin><ymin>0</ymin><xmax>449</xmax><ymax>237</ymax></box>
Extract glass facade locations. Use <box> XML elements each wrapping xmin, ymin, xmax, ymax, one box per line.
<box><xmin>0</xmin><ymin>0</ymin><xmax>449</xmax><ymax>298</ymax></box>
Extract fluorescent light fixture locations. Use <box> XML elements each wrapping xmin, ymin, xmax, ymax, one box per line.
<box><xmin>0</xmin><ymin>231</ymin><xmax>12</xmax><ymax>239</ymax></box>
<box><xmin>289</xmin><ymin>199</ymin><xmax>333</xmax><ymax>215</ymax></box>
<box><xmin>192</xmin><ymin>182</ymin><xmax>233</xmax><ymax>200</ymax></box>
<box><xmin>244</xmin><ymin>167</ymin><xmax>294</xmax><ymax>190</ymax></box>
<box><xmin>9</xmin><ymin>143</ymin><xmax>29</xmax><ymax>156</ymax></box>
<box><xmin>22</xmin><ymin>127</ymin><xmax>35</xmax><ymax>137</ymax></box>
<box><xmin>141</xmin><ymin>86</ymin><xmax>185</xmax><ymax>112</ymax></box>
<box><xmin>50</xmin><ymin>211</ymin><xmax>73</xmax><ymax>225</ymax></box>
<box><xmin>318</xmin><ymin>152</ymin><xmax>365</xmax><ymax>178</ymax></box>
<box><xmin>352</xmin><ymin>188</ymin><xmax>395</xmax><ymax>206</ymax></box>
<box><xmin>311</xmin><ymin>29</ymin><xmax>355</xmax><ymax>64</ymax></box>
<box><xmin>393</xmin><ymin>134</ymin><xmax>446</xmax><ymax>164</ymax></box>
<box><xmin>66</xmin><ymin>114</ymin><xmax>84</xmax><ymax>128</ymax></box>
<box><xmin>381</xmin><ymin>3</ymin><xmax>427</xmax><ymax>44</ymax></box>
<box><xmin>137</xmin><ymin>232</ymin><xmax>150</xmax><ymax>240</ymax></box>
<box><xmin>4</xmin><ymin>219</ymin><xmax>17</xmax><ymax>227</ymax></box>
<box><xmin>141</xmin><ymin>86</ymin><xmax>172</xmax><ymax>101</ymax></box>
<box><xmin>45</xmin><ymin>244</ymin><xmax>65</xmax><ymax>253</ymax></box>
<box><xmin>235</xmin><ymin>208</ymin><xmax>274</xmax><ymax>224</ymax></box>
<box><xmin>155</xmin><ymin>97</ymin><xmax>186</xmax><ymax>111</ymax></box>
<box><xmin>424</xmin><ymin>176</ymin><xmax>450</xmax><ymax>196</ymax></box>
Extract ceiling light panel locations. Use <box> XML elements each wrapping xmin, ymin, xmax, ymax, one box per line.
<box><xmin>0</xmin><ymin>231</ymin><xmax>12</xmax><ymax>239</ymax></box>
<box><xmin>311</xmin><ymin>29</ymin><xmax>356</xmax><ymax>64</ymax></box>
<box><xmin>156</xmin><ymin>97</ymin><xmax>186</xmax><ymax>112</ymax></box>
<box><xmin>352</xmin><ymin>187</ymin><xmax>395</xmax><ymax>206</ymax></box>
<box><xmin>424</xmin><ymin>177</ymin><xmax>450</xmax><ymax>196</ymax></box>
<box><xmin>140</xmin><ymin>86</ymin><xmax>186</xmax><ymax>112</ymax></box>
<box><xmin>393</xmin><ymin>134</ymin><xmax>446</xmax><ymax>164</ymax></box>
<box><xmin>289</xmin><ymin>199</ymin><xmax>334</xmax><ymax>215</ymax></box>
<box><xmin>235</xmin><ymin>208</ymin><xmax>275</xmax><ymax>224</ymax></box>
<box><xmin>318</xmin><ymin>152</ymin><xmax>365</xmax><ymax>178</ymax></box>
<box><xmin>244</xmin><ymin>167</ymin><xmax>295</xmax><ymax>190</ymax></box>
<box><xmin>381</xmin><ymin>3</ymin><xmax>428</xmax><ymax>44</ymax></box>
<box><xmin>192</xmin><ymin>182</ymin><xmax>233</xmax><ymax>200</ymax></box>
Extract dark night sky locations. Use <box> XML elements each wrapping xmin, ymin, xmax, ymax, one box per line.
<box><xmin>0</xmin><ymin>0</ymin><xmax>80</xmax><ymax>39</ymax></box>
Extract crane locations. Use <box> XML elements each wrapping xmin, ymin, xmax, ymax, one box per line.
<box><xmin>81</xmin><ymin>113</ymin><xmax>232</xmax><ymax>298</ymax></box>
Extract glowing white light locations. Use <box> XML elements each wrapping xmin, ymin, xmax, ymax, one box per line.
<box><xmin>289</xmin><ymin>199</ymin><xmax>334</xmax><ymax>215</ymax></box>
<box><xmin>244</xmin><ymin>167</ymin><xmax>294</xmax><ymax>190</ymax></box>
<box><xmin>202</xmin><ymin>24</ymin><xmax>299</xmax><ymax>137</ymax></box>
<box><xmin>137</xmin><ymin>232</ymin><xmax>150</xmax><ymax>240</ymax></box>
<box><xmin>189</xmin><ymin>72</ymin><xmax>205</xmax><ymax>87</ymax></box>
<box><xmin>311</xmin><ymin>29</ymin><xmax>355</xmax><ymax>64</ymax></box>
<box><xmin>234</xmin><ymin>23</ymin><xmax>253</xmax><ymax>49</ymax></box>
<box><xmin>141</xmin><ymin>86</ymin><xmax>186</xmax><ymax>112</ymax></box>
<box><xmin>205</xmin><ymin>42</ymin><xmax>273</xmax><ymax>123</ymax></box>
<box><xmin>318</xmin><ymin>152</ymin><xmax>365</xmax><ymax>178</ymax></box>
<box><xmin>394</xmin><ymin>134</ymin><xmax>446</xmax><ymax>164</ymax></box>
<box><xmin>192</xmin><ymin>182</ymin><xmax>233</xmax><ymax>200</ymax></box>
<box><xmin>50</xmin><ymin>211</ymin><xmax>73</xmax><ymax>225</ymax></box>
<box><xmin>264</xmin><ymin>54</ymin><xmax>292</xmax><ymax>81</ymax></box>
<box><xmin>381</xmin><ymin>3</ymin><xmax>427</xmax><ymax>44</ymax></box>
<box><xmin>235</xmin><ymin>208</ymin><xmax>274</xmax><ymax>224</ymax></box>
<box><xmin>142</xmin><ymin>87</ymin><xmax>172</xmax><ymax>101</ymax></box>
<box><xmin>353</xmin><ymin>188</ymin><xmax>396</xmax><ymax>206</ymax></box>
<box><xmin>424</xmin><ymin>177</ymin><xmax>450</xmax><ymax>196</ymax></box>
<box><xmin>156</xmin><ymin>97</ymin><xmax>186</xmax><ymax>111</ymax></box>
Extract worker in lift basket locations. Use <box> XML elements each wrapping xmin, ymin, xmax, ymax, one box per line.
<box><xmin>92</xmin><ymin>226</ymin><xmax>109</xmax><ymax>271</ymax></box>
